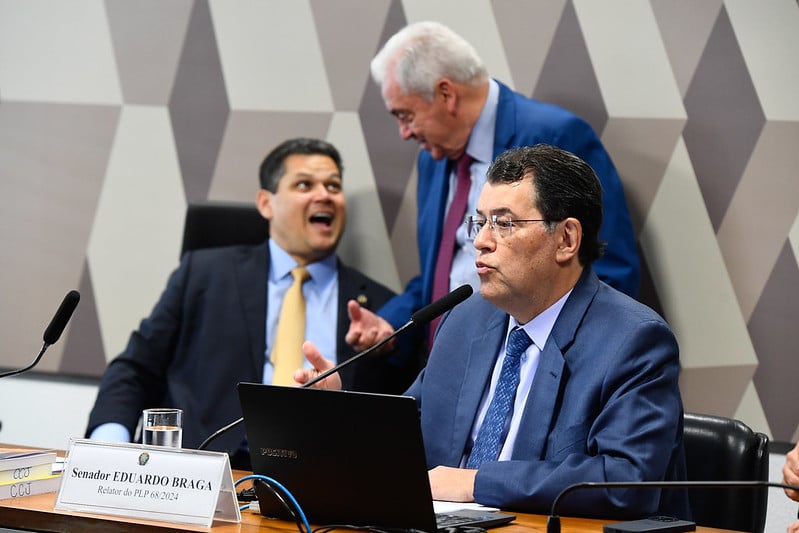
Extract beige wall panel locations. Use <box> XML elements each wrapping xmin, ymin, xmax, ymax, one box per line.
<box><xmin>641</xmin><ymin>138</ymin><xmax>756</xmax><ymax>368</ymax></box>
<box><xmin>209</xmin><ymin>111</ymin><xmax>333</xmax><ymax>202</ymax></box>
<box><xmin>600</xmin><ymin>117</ymin><xmax>685</xmax><ymax>233</ymax></box>
<box><xmin>791</xmin><ymin>212</ymin><xmax>799</xmax><ymax>268</ymax></box>
<box><xmin>106</xmin><ymin>0</ymin><xmax>194</xmax><ymax>105</ymax></box>
<box><xmin>573</xmin><ymin>0</ymin><xmax>684</xmax><ymax>118</ymax></box>
<box><xmin>650</xmin><ymin>0</ymin><xmax>722</xmax><ymax>98</ymax></box>
<box><xmin>0</xmin><ymin>102</ymin><xmax>117</xmax><ymax>372</ymax></box>
<box><xmin>401</xmin><ymin>0</ymin><xmax>514</xmax><ymax>89</ymax></box>
<box><xmin>390</xmin><ymin>165</ymin><xmax>421</xmax><ymax>289</ymax></box>
<box><xmin>726</xmin><ymin>0</ymin><xmax>799</xmax><ymax>120</ymax></box>
<box><xmin>87</xmin><ymin>106</ymin><xmax>186</xmax><ymax>360</ymax></box>
<box><xmin>310</xmin><ymin>0</ymin><xmax>392</xmax><ymax>110</ymax></box>
<box><xmin>491</xmin><ymin>0</ymin><xmax>567</xmax><ymax>95</ymax></box>
<box><xmin>733</xmin><ymin>380</ymin><xmax>771</xmax><ymax>437</ymax></box>
<box><xmin>680</xmin><ymin>365</ymin><xmax>756</xmax><ymax>419</ymax></box>
<box><xmin>717</xmin><ymin>121</ymin><xmax>799</xmax><ymax>320</ymax></box>
<box><xmin>209</xmin><ymin>0</ymin><xmax>333</xmax><ymax>111</ymax></box>
<box><xmin>330</xmin><ymin>112</ymin><xmax>403</xmax><ymax>292</ymax></box>
<box><xmin>0</xmin><ymin>0</ymin><xmax>122</xmax><ymax>104</ymax></box>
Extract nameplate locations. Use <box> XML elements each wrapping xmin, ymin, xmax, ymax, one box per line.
<box><xmin>55</xmin><ymin>439</ymin><xmax>240</xmax><ymax>528</ymax></box>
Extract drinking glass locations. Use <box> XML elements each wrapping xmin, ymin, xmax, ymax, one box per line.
<box><xmin>142</xmin><ymin>408</ymin><xmax>183</xmax><ymax>448</ymax></box>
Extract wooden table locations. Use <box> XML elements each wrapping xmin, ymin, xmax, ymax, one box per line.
<box><xmin>0</xmin><ymin>456</ymin><xmax>733</xmax><ymax>533</ymax></box>
<box><xmin>0</xmin><ymin>488</ymin><xmax>734</xmax><ymax>533</ymax></box>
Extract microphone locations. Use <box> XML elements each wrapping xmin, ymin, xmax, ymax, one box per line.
<box><xmin>197</xmin><ymin>284</ymin><xmax>474</xmax><ymax>451</ymax></box>
<box><xmin>546</xmin><ymin>480</ymin><xmax>799</xmax><ymax>533</ymax></box>
<box><xmin>0</xmin><ymin>290</ymin><xmax>81</xmax><ymax>379</ymax></box>
<box><xmin>303</xmin><ymin>283</ymin><xmax>473</xmax><ymax>389</ymax></box>
<box><xmin>43</xmin><ymin>289</ymin><xmax>82</xmax><ymax>345</ymax></box>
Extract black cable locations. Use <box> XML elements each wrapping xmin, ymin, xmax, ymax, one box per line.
<box><xmin>236</xmin><ymin>487</ymin><xmax>257</xmax><ymax>501</ymax></box>
<box><xmin>198</xmin><ymin>416</ymin><xmax>243</xmax><ymax>450</ymax></box>
<box><xmin>312</xmin><ymin>525</ymin><xmax>398</xmax><ymax>533</ymax></box>
<box><xmin>234</xmin><ymin>474</ymin><xmax>310</xmax><ymax>533</ymax></box>
<box><xmin>255</xmin><ymin>478</ymin><xmax>305</xmax><ymax>533</ymax></box>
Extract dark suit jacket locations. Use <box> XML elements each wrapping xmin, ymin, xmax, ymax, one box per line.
<box><xmin>406</xmin><ymin>269</ymin><xmax>690</xmax><ymax>519</ymax></box>
<box><xmin>378</xmin><ymin>81</ymin><xmax>640</xmax><ymax>344</ymax></box>
<box><xmin>86</xmin><ymin>241</ymin><xmax>406</xmax><ymax>459</ymax></box>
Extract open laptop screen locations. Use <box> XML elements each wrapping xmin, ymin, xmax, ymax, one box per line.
<box><xmin>238</xmin><ymin>382</ymin><xmax>439</xmax><ymax>531</ymax></box>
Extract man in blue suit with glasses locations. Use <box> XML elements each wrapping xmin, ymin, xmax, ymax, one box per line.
<box><xmin>299</xmin><ymin>144</ymin><xmax>688</xmax><ymax>519</ymax></box>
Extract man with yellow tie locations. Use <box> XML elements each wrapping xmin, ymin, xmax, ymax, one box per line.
<box><xmin>86</xmin><ymin>138</ymin><xmax>408</xmax><ymax>468</ymax></box>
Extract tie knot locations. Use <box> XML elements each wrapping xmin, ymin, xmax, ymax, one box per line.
<box><xmin>291</xmin><ymin>266</ymin><xmax>310</xmax><ymax>284</ymax></box>
<box><xmin>506</xmin><ymin>327</ymin><xmax>532</xmax><ymax>359</ymax></box>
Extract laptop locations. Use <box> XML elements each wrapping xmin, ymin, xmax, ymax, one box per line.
<box><xmin>237</xmin><ymin>382</ymin><xmax>516</xmax><ymax>532</ymax></box>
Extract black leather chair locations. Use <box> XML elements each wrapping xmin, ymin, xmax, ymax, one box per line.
<box><xmin>683</xmin><ymin>412</ymin><xmax>769</xmax><ymax>533</ymax></box>
<box><xmin>180</xmin><ymin>201</ymin><xmax>269</xmax><ymax>256</ymax></box>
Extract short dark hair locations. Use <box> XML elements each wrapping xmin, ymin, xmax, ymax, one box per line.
<box><xmin>258</xmin><ymin>138</ymin><xmax>343</xmax><ymax>192</ymax></box>
<box><xmin>486</xmin><ymin>144</ymin><xmax>605</xmax><ymax>266</ymax></box>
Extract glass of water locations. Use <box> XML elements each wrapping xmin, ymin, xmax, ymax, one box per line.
<box><xmin>142</xmin><ymin>408</ymin><xmax>183</xmax><ymax>448</ymax></box>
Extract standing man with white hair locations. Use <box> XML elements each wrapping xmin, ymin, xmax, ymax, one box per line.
<box><xmin>345</xmin><ymin>21</ymin><xmax>639</xmax><ymax>356</ymax></box>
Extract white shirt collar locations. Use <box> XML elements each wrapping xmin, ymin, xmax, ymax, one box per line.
<box><xmin>509</xmin><ymin>288</ymin><xmax>573</xmax><ymax>351</ymax></box>
<box><xmin>268</xmin><ymin>238</ymin><xmax>337</xmax><ymax>287</ymax></box>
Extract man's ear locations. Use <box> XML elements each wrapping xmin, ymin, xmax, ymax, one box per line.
<box><xmin>556</xmin><ymin>218</ymin><xmax>582</xmax><ymax>264</ymax></box>
<box><xmin>438</xmin><ymin>78</ymin><xmax>458</xmax><ymax>112</ymax></box>
<box><xmin>256</xmin><ymin>189</ymin><xmax>273</xmax><ymax>221</ymax></box>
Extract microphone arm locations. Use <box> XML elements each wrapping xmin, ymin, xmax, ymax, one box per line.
<box><xmin>197</xmin><ymin>320</ymin><xmax>414</xmax><ymax>450</ymax></box>
<box><xmin>0</xmin><ymin>345</ymin><xmax>49</xmax><ymax>379</ymax></box>
<box><xmin>197</xmin><ymin>417</ymin><xmax>245</xmax><ymax>451</ymax></box>
<box><xmin>301</xmin><ymin>318</ymin><xmax>414</xmax><ymax>389</ymax></box>
<box><xmin>300</xmin><ymin>283</ymin><xmax>472</xmax><ymax>389</ymax></box>
<box><xmin>197</xmin><ymin>321</ymin><xmax>414</xmax><ymax>450</ymax></box>
<box><xmin>546</xmin><ymin>480</ymin><xmax>799</xmax><ymax>533</ymax></box>
<box><xmin>197</xmin><ymin>285</ymin><xmax>474</xmax><ymax>451</ymax></box>
<box><xmin>0</xmin><ymin>290</ymin><xmax>80</xmax><ymax>379</ymax></box>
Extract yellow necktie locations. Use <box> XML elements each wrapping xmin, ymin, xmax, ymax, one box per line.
<box><xmin>271</xmin><ymin>267</ymin><xmax>310</xmax><ymax>386</ymax></box>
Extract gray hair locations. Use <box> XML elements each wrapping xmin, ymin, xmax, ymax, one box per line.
<box><xmin>370</xmin><ymin>21</ymin><xmax>487</xmax><ymax>101</ymax></box>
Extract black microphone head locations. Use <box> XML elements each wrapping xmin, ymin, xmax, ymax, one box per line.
<box><xmin>43</xmin><ymin>290</ymin><xmax>80</xmax><ymax>345</ymax></box>
<box><xmin>411</xmin><ymin>284</ymin><xmax>473</xmax><ymax>326</ymax></box>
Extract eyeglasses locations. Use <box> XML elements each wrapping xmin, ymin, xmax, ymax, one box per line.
<box><xmin>465</xmin><ymin>214</ymin><xmax>549</xmax><ymax>239</ymax></box>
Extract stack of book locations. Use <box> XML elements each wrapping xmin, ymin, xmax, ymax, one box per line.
<box><xmin>0</xmin><ymin>448</ymin><xmax>61</xmax><ymax>500</ymax></box>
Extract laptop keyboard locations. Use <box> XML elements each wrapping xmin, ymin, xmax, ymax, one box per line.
<box><xmin>434</xmin><ymin>510</ymin><xmax>516</xmax><ymax>531</ymax></box>
<box><xmin>436</xmin><ymin>513</ymin><xmax>481</xmax><ymax>528</ymax></box>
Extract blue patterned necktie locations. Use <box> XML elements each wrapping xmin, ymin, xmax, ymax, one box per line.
<box><xmin>466</xmin><ymin>327</ymin><xmax>533</xmax><ymax>469</ymax></box>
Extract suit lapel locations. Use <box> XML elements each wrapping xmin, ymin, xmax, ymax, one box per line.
<box><xmin>492</xmin><ymin>80</ymin><xmax>517</xmax><ymax>157</ymax></box>
<box><xmin>514</xmin><ymin>340</ymin><xmax>566</xmax><ymax>460</ymax></box>
<box><xmin>235</xmin><ymin>242</ymin><xmax>270</xmax><ymax>377</ymax></box>
<box><xmin>335</xmin><ymin>260</ymin><xmax>359</xmax><ymax>360</ymax></box>
<box><xmin>414</xmin><ymin>157</ymin><xmax>451</xmax><ymax>305</ymax></box>
<box><xmin>424</xmin><ymin>159</ymin><xmax>452</xmax><ymax>261</ymax></box>
<box><xmin>450</xmin><ymin>306</ymin><xmax>507</xmax><ymax>464</ymax></box>
<box><xmin>513</xmin><ymin>269</ymin><xmax>599</xmax><ymax>460</ymax></box>
<box><xmin>432</xmin><ymin>160</ymin><xmax>449</xmax><ymax>258</ymax></box>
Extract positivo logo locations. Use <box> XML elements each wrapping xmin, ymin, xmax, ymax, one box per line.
<box><xmin>259</xmin><ymin>448</ymin><xmax>298</xmax><ymax>459</ymax></box>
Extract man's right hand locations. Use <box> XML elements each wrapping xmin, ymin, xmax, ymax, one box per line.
<box><xmin>293</xmin><ymin>341</ymin><xmax>342</xmax><ymax>390</ymax></box>
<box><xmin>345</xmin><ymin>300</ymin><xmax>395</xmax><ymax>352</ymax></box>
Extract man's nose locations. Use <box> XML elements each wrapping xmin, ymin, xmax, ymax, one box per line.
<box><xmin>311</xmin><ymin>183</ymin><xmax>333</xmax><ymax>199</ymax></box>
<box><xmin>399</xmin><ymin>121</ymin><xmax>414</xmax><ymax>140</ymax></box>
<box><xmin>472</xmin><ymin>222</ymin><xmax>495</xmax><ymax>250</ymax></box>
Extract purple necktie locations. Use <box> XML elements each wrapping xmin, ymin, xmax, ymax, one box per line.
<box><xmin>429</xmin><ymin>154</ymin><xmax>473</xmax><ymax>348</ymax></box>
<box><xmin>466</xmin><ymin>327</ymin><xmax>533</xmax><ymax>469</ymax></box>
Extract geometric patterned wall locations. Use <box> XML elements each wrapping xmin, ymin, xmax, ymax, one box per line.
<box><xmin>1</xmin><ymin>0</ymin><xmax>798</xmax><ymax>442</ymax></box>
